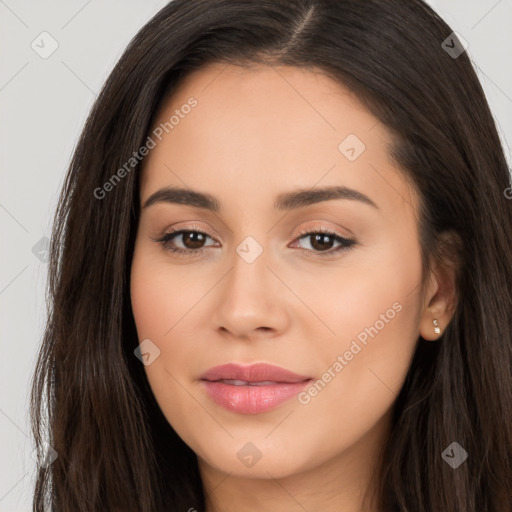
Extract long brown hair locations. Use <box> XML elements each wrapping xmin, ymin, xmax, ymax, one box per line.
<box><xmin>30</xmin><ymin>0</ymin><xmax>512</xmax><ymax>510</ymax></box>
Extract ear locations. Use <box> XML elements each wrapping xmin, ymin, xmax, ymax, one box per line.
<box><xmin>419</xmin><ymin>231</ymin><xmax>461</xmax><ymax>341</ymax></box>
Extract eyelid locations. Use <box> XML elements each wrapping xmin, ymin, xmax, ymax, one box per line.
<box><xmin>294</xmin><ymin>223</ymin><xmax>351</xmax><ymax>238</ymax></box>
<box><xmin>158</xmin><ymin>222</ymin><xmax>220</xmax><ymax>241</ymax></box>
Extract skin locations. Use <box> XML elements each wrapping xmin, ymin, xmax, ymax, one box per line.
<box><xmin>130</xmin><ymin>62</ymin><xmax>458</xmax><ymax>512</ymax></box>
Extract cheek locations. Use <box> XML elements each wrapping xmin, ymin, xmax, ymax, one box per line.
<box><xmin>297</xmin><ymin>235</ymin><xmax>423</xmax><ymax>437</ymax></box>
<box><xmin>129</xmin><ymin>243</ymin><xmax>215</xmax><ymax>362</ymax></box>
<box><xmin>130</xmin><ymin>248</ymin><xmax>205</xmax><ymax>442</ymax></box>
<box><xmin>130</xmin><ymin>245</ymin><xmax>205</xmax><ymax>341</ymax></box>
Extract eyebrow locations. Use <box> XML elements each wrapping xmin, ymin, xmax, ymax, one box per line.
<box><xmin>142</xmin><ymin>185</ymin><xmax>379</xmax><ymax>211</ymax></box>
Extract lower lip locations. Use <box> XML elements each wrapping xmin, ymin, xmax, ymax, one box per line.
<box><xmin>201</xmin><ymin>380</ymin><xmax>311</xmax><ymax>414</ymax></box>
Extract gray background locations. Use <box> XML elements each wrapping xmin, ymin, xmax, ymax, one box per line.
<box><xmin>1</xmin><ymin>1</ymin><xmax>511</xmax><ymax>510</ymax></box>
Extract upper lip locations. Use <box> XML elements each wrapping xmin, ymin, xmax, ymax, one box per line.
<box><xmin>200</xmin><ymin>363</ymin><xmax>312</xmax><ymax>383</ymax></box>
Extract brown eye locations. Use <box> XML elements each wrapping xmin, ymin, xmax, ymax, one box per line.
<box><xmin>177</xmin><ymin>231</ymin><xmax>208</xmax><ymax>249</ymax></box>
<box><xmin>308</xmin><ymin>233</ymin><xmax>336</xmax><ymax>251</ymax></box>
<box><xmin>291</xmin><ymin>229</ymin><xmax>356</xmax><ymax>257</ymax></box>
<box><xmin>154</xmin><ymin>229</ymin><xmax>218</xmax><ymax>256</ymax></box>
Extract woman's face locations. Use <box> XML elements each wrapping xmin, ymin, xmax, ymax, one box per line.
<box><xmin>130</xmin><ymin>62</ymin><xmax>435</xmax><ymax>481</ymax></box>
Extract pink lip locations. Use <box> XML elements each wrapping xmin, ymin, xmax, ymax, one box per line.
<box><xmin>200</xmin><ymin>362</ymin><xmax>311</xmax><ymax>383</ymax></box>
<box><xmin>200</xmin><ymin>363</ymin><xmax>312</xmax><ymax>414</ymax></box>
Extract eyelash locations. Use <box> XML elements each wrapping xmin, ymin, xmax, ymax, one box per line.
<box><xmin>152</xmin><ymin>225</ymin><xmax>356</xmax><ymax>258</ymax></box>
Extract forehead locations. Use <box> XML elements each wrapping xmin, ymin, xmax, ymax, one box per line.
<box><xmin>140</xmin><ymin>62</ymin><xmax>418</xmax><ymax>221</ymax></box>
<box><xmin>151</xmin><ymin>61</ymin><xmax>377</xmax><ymax>145</ymax></box>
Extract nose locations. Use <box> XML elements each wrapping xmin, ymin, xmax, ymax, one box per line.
<box><xmin>211</xmin><ymin>239</ymin><xmax>290</xmax><ymax>340</ymax></box>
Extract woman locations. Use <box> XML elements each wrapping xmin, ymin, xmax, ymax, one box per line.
<box><xmin>30</xmin><ymin>0</ymin><xmax>512</xmax><ymax>510</ymax></box>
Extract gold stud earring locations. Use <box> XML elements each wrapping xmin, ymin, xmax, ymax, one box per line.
<box><xmin>433</xmin><ymin>318</ymin><xmax>441</xmax><ymax>335</ymax></box>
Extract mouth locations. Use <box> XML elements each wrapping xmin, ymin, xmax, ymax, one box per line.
<box><xmin>205</xmin><ymin>379</ymin><xmax>300</xmax><ymax>386</ymax></box>
<box><xmin>199</xmin><ymin>363</ymin><xmax>313</xmax><ymax>414</ymax></box>
<box><xmin>200</xmin><ymin>362</ymin><xmax>312</xmax><ymax>384</ymax></box>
